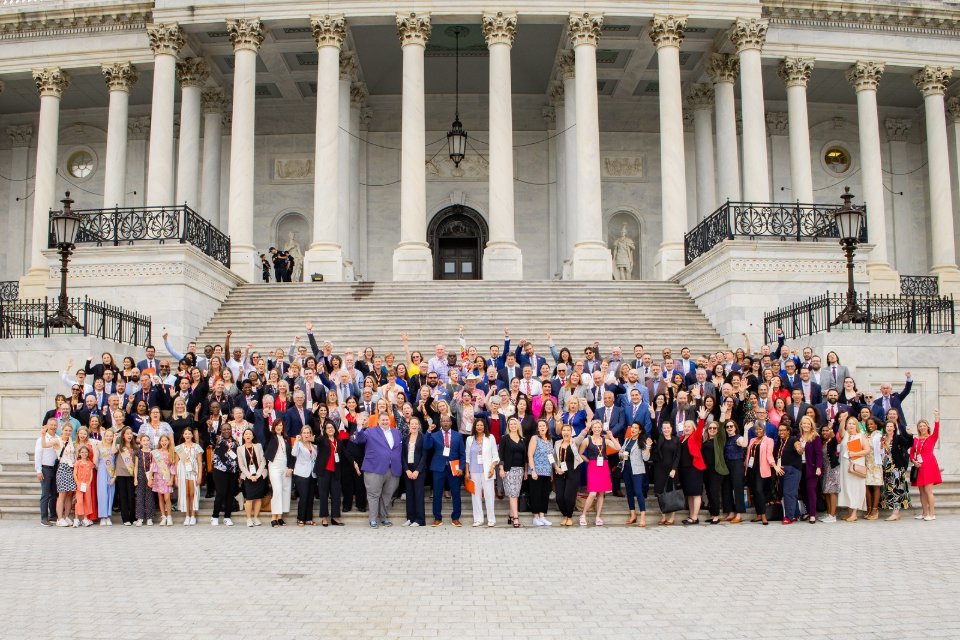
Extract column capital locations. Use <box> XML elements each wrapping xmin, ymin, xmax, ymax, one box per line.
<box><xmin>339</xmin><ymin>51</ymin><xmax>357</xmax><ymax>80</ymax></box>
<box><xmin>7</xmin><ymin>124</ymin><xmax>32</xmax><ymax>148</ymax></box>
<box><xmin>311</xmin><ymin>14</ymin><xmax>346</xmax><ymax>49</ymax></box>
<box><xmin>649</xmin><ymin>14</ymin><xmax>687</xmax><ymax>50</ymax></box>
<box><xmin>548</xmin><ymin>80</ymin><xmax>564</xmax><ymax>104</ymax></box>
<box><xmin>778</xmin><ymin>57</ymin><xmax>814</xmax><ymax>89</ymax></box>
<box><xmin>226</xmin><ymin>17</ymin><xmax>264</xmax><ymax>53</ymax></box>
<box><xmin>686</xmin><ymin>83</ymin><xmax>714</xmax><ymax>111</ymax></box>
<box><xmin>568</xmin><ymin>12</ymin><xmax>602</xmax><ymax>48</ymax></box>
<box><xmin>482</xmin><ymin>11</ymin><xmax>517</xmax><ymax>47</ymax></box>
<box><xmin>350</xmin><ymin>81</ymin><xmax>368</xmax><ymax>107</ymax></box>
<box><xmin>201</xmin><ymin>87</ymin><xmax>229</xmax><ymax>114</ymax></box>
<box><xmin>947</xmin><ymin>97</ymin><xmax>960</xmax><ymax>123</ymax></box>
<box><xmin>557</xmin><ymin>50</ymin><xmax>576</xmax><ymax>79</ymax></box>
<box><xmin>101</xmin><ymin>61</ymin><xmax>139</xmax><ymax>92</ymax></box>
<box><xmin>682</xmin><ymin>109</ymin><xmax>694</xmax><ymax>133</ymax></box>
<box><xmin>765</xmin><ymin>111</ymin><xmax>789</xmax><ymax>136</ymax></box>
<box><xmin>396</xmin><ymin>12</ymin><xmax>431</xmax><ymax>47</ymax></box>
<box><xmin>176</xmin><ymin>57</ymin><xmax>209</xmax><ymax>88</ymax></box>
<box><xmin>541</xmin><ymin>105</ymin><xmax>556</xmax><ymax>127</ymax></box>
<box><xmin>729</xmin><ymin>17</ymin><xmax>768</xmax><ymax>53</ymax></box>
<box><xmin>146</xmin><ymin>23</ymin><xmax>184</xmax><ymax>57</ymax></box>
<box><xmin>359</xmin><ymin>106</ymin><xmax>373</xmax><ymax>129</ymax></box>
<box><xmin>32</xmin><ymin>67</ymin><xmax>70</xmax><ymax>98</ymax></box>
<box><xmin>846</xmin><ymin>60</ymin><xmax>884</xmax><ymax>92</ymax></box>
<box><xmin>913</xmin><ymin>65</ymin><xmax>953</xmax><ymax>97</ymax></box>
<box><xmin>885</xmin><ymin>117</ymin><xmax>912</xmax><ymax>142</ymax></box>
<box><xmin>706</xmin><ymin>52</ymin><xmax>739</xmax><ymax>84</ymax></box>
<box><xmin>128</xmin><ymin>115</ymin><xmax>151</xmax><ymax>140</ymax></box>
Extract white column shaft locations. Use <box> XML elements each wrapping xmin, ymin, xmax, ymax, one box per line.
<box><xmin>175</xmin><ymin>85</ymin><xmax>202</xmax><ymax>209</ymax></box>
<box><xmin>349</xmin><ymin>103</ymin><xmax>362</xmax><ymax>277</ymax></box>
<box><xmin>201</xmin><ymin>112</ymin><xmax>223</xmax><ymax>226</ymax></box>
<box><xmin>227</xmin><ymin>48</ymin><xmax>257</xmax><ymax>276</ymax></box>
<box><xmin>146</xmin><ymin>53</ymin><xmax>177</xmax><ymax>206</ymax></box>
<box><xmin>338</xmin><ymin>76</ymin><xmax>351</xmax><ymax>267</ymax></box>
<box><xmin>785</xmin><ymin>85</ymin><xmax>813</xmax><ymax>203</ymax></box>
<box><xmin>714</xmin><ymin>81</ymin><xmax>740</xmax><ymax>201</ymax></box>
<box><xmin>399</xmin><ymin>43</ymin><xmax>426</xmax><ymax>246</ymax></box>
<box><xmin>29</xmin><ymin>95</ymin><xmax>60</xmax><ymax>273</ymax></box>
<box><xmin>103</xmin><ymin>89</ymin><xmax>130</xmax><ymax>208</ymax></box>
<box><xmin>692</xmin><ymin>107</ymin><xmax>716</xmax><ymax>217</ymax></box>
<box><xmin>573</xmin><ymin>44</ymin><xmax>603</xmax><ymax>246</ymax></box>
<box><xmin>855</xmin><ymin>88</ymin><xmax>888</xmax><ymax>266</ymax></box>
<box><xmin>488</xmin><ymin>42</ymin><xmax>515</xmax><ymax>245</ymax></box>
<box><xmin>554</xmin><ymin>103</ymin><xmax>567</xmax><ymax>266</ymax></box>
<box><xmin>562</xmin><ymin>77</ymin><xmax>578</xmax><ymax>262</ymax></box>
<box><xmin>925</xmin><ymin>94</ymin><xmax>957</xmax><ymax>269</ymax></box>
<box><xmin>658</xmin><ymin>45</ymin><xmax>688</xmax><ymax>255</ymax></box>
<box><xmin>739</xmin><ymin>49</ymin><xmax>769</xmax><ymax>202</ymax></box>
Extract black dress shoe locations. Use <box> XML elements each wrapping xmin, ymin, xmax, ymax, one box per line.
<box><xmin>271</xmin><ymin>521</ymin><xmax>278</xmax><ymax>528</ymax></box>
<box><xmin>278</xmin><ymin>519</ymin><xmax>286</xmax><ymax>526</ymax></box>
<box><xmin>331</xmin><ymin>519</ymin><xmax>344</xmax><ymax>526</ymax></box>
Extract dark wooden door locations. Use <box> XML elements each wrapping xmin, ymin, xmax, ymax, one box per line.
<box><xmin>437</xmin><ymin>238</ymin><xmax>479</xmax><ymax>280</ymax></box>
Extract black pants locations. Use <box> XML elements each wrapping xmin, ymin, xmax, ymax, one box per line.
<box><xmin>40</xmin><ymin>465</ymin><xmax>57</xmax><ymax>522</ymax></box>
<box><xmin>116</xmin><ymin>476</ymin><xmax>135</xmax><ymax>524</ymax></box>
<box><xmin>607</xmin><ymin>452</ymin><xmax>622</xmax><ymax>492</ymax></box>
<box><xmin>212</xmin><ymin>470</ymin><xmax>237</xmax><ymax>518</ymax></box>
<box><xmin>294</xmin><ymin>475</ymin><xmax>315</xmax><ymax>522</ymax></box>
<box><xmin>317</xmin><ymin>470</ymin><xmax>341</xmax><ymax>518</ymax></box>
<box><xmin>404</xmin><ymin>472</ymin><xmax>426</xmax><ymax>525</ymax></box>
<box><xmin>341</xmin><ymin>466</ymin><xmax>366</xmax><ymax>511</ymax></box>
<box><xmin>722</xmin><ymin>460</ymin><xmax>746</xmax><ymax>514</ymax></box>
<box><xmin>751</xmin><ymin>473</ymin><xmax>769</xmax><ymax>517</ymax></box>
<box><xmin>529</xmin><ymin>474</ymin><xmax>551</xmax><ymax>514</ymax></box>
<box><xmin>704</xmin><ymin>467</ymin><xmax>723</xmax><ymax>517</ymax></box>
<box><xmin>555</xmin><ymin>471</ymin><xmax>579</xmax><ymax>518</ymax></box>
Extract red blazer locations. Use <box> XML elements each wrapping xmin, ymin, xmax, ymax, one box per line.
<box><xmin>681</xmin><ymin>418</ymin><xmax>706</xmax><ymax>471</ymax></box>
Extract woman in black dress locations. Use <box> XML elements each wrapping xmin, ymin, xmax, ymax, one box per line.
<box><xmin>652</xmin><ymin>421</ymin><xmax>681</xmax><ymax>526</ymax></box>
<box><xmin>315</xmin><ymin>421</ymin><xmax>351</xmax><ymax>526</ymax></box>
<box><xmin>237</xmin><ymin>427</ymin><xmax>267</xmax><ymax>527</ymax></box>
<box><xmin>678</xmin><ymin>408</ymin><xmax>707</xmax><ymax>525</ymax></box>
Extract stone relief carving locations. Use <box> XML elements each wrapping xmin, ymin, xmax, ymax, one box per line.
<box><xmin>426</xmin><ymin>154</ymin><xmax>488</xmax><ymax>179</ymax></box>
<box><xmin>273</xmin><ymin>158</ymin><xmax>314</xmax><ymax>183</ymax></box>
<box><xmin>602</xmin><ymin>156</ymin><xmax>644</xmax><ymax>179</ymax></box>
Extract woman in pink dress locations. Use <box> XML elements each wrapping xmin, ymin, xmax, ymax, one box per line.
<box><xmin>577</xmin><ymin>420</ymin><xmax>620</xmax><ymax>527</ymax></box>
<box><xmin>151</xmin><ymin>434</ymin><xmax>178</xmax><ymax>526</ymax></box>
<box><xmin>910</xmin><ymin>409</ymin><xmax>942</xmax><ymax>521</ymax></box>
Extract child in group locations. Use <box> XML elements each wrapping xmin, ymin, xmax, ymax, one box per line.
<box><xmin>134</xmin><ymin>434</ymin><xmax>155</xmax><ymax>526</ymax></box>
<box><xmin>152</xmin><ymin>434</ymin><xmax>178</xmax><ymax>526</ymax></box>
<box><xmin>175</xmin><ymin>428</ymin><xmax>204</xmax><ymax>526</ymax></box>
<box><xmin>73</xmin><ymin>445</ymin><xmax>96</xmax><ymax>527</ymax></box>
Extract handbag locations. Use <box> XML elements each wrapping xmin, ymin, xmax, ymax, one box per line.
<box><xmin>656</xmin><ymin>480</ymin><xmax>685</xmax><ymax>514</ymax></box>
<box><xmin>765</xmin><ymin>501</ymin><xmax>784</xmax><ymax>521</ymax></box>
<box><xmin>848</xmin><ymin>462</ymin><xmax>866</xmax><ymax>478</ymax></box>
<box><xmin>909</xmin><ymin>464</ymin><xmax>919</xmax><ymax>485</ymax></box>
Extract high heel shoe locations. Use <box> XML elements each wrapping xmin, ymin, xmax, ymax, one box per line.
<box><xmin>625</xmin><ymin>514</ymin><xmax>637</xmax><ymax>526</ymax></box>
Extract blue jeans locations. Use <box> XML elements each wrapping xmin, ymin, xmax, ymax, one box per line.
<box><xmin>624</xmin><ymin>472</ymin><xmax>646</xmax><ymax>512</ymax></box>
<box><xmin>782</xmin><ymin>466</ymin><xmax>801</xmax><ymax>520</ymax></box>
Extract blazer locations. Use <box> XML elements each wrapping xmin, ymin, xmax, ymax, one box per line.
<box><xmin>746</xmin><ymin>435</ymin><xmax>775</xmax><ymax>478</ymax></box>
<box><xmin>514</xmin><ymin>348</ymin><xmax>548</xmax><ymax>375</ymax></box>
<box><xmin>401</xmin><ymin>434</ymin><xmax>427</xmax><ymax>474</ymax></box>
<box><xmin>237</xmin><ymin>443</ymin><xmax>267</xmax><ymax>481</ymax></box>
<box><xmin>645</xmin><ymin>378</ymin><xmax>669</xmax><ymax>403</ymax></box>
<box><xmin>252</xmin><ymin>409</ymin><xmax>281</xmax><ymax>444</ymax></box>
<box><xmin>263</xmin><ymin>433</ymin><xmax>294</xmax><ymax>468</ymax></box>
<box><xmin>819</xmin><ymin>364</ymin><xmax>851</xmax><ymax>391</ymax></box>
<box><xmin>131</xmin><ymin>387</ymin><xmax>164</xmax><ymax>411</ymax></box>
<box><xmin>621</xmin><ymin>402</ymin><xmax>653</xmax><ymax>438</ymax></box>
<box><xmin>294</xmin><ymin>379</ymin><xmax>328</xmax><ymax>407</ymax></box>
<box><xmin>796</xmin><ymin>381</ymin><xmax>823</xmax><ymax>406</ymax></box>
<box><xmin>423</xmin><ymin>428</ymin><xmax>466</xmax><ymax>474</ymax></box>
<box><xmin>553</xmin><ymin>439</ymin><xmax>584</xmax><ymax>471</ymax></box>
<box><xmin>496</xmin><ymin>365</ymin><xmax>522</xmax><ymax>389</ymax></box>
<box><xmin>785</xmin><ymin>402</ymin><xmax>813</xmax><ymax>425</ymax></box>
<box><xmin>282</xmin><ymin>405</ymin><xmax>313</xmax><ymax>438</ymax></box>
<box><xmin>315</xmin><ymin>436</ymin><xmax>354</xmax><ymax>474</ymax></box>
<box><xmin>136</xmin><ymin>358</ymin><xmax>160</xmax><ymax>373</ymax></box>
<box><xmin>464</xmin><ymin>434</ymin><xmax>500</xmax><ymax>476</ymax></box>
<box><xmin>871</xmin><ymin>379</ymin><xmax>912</xmax><ymax>425</ymax></box>
<box><xmin>352</xmin><ymin>426</ymin><xmax>403</xmax><ymax>476</ymax></box>
<box><xmin>802</xmin><ymin>438</ymin><xmax>824</xmax><ymax>477</ymax></box>
<box><xmin>815</xmin><ymin>402</ymin><xmax>850</xmax><ymax>427</ymax></box>
<box><xmin>594</xmin><ymin>405</ymin><xmax>627</xmax><ymax>439</ymax></box>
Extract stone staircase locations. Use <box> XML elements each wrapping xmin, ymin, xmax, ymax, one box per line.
<box><xmin>195</xmin><ymin>281</ymin><xmax>730</xmax><ymax>357</ymax></box>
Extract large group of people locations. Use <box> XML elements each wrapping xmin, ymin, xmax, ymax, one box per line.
<box><xmin>35</xmin><ymin>323</ymin><xmax>943</xmax><ymax>529</ymax></box>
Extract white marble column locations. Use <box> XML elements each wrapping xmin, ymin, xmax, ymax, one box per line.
<box><xmin>337</xmin><ymin>52</ymin><xmax>356</xmax><ymax>278</ymax></box>
<box><xmin>915</xmin><ymin>66</ymin><xmax>960</xmax><ymax>292</ymax></box>
<box><xmin>201</xmin><ymin>88</ymin><xmax>228</xmax><ymax>227</ymax></box>
<box><xmin>303</xmin><ymin>15</ymin><xmax>346</xmax><ymax>281</ymax></box>
<box><xmin>349</xmin><ymin>82</ymin><xmax>367</xmax><ymax>279</ymax></box>
<box><xmin>707</xmin><ymin>53</ymin><xmax>741</xmax><ymax>202</ymax></box>
<box><xmin>392</xmin><ymin>12</ymin><xmax>433</xmax><ymax>280</ymax></box>
<box><xmin>847</xmin><ymin>61</ymin><xmax>898</xmax><ymax>292</ymax></box>
<box><xmin>650</xmin><ymin>15</ymin><xmax>689</xmax><ymax>279</ymax></box>
<box><xmin>885</xmin><ymin>118</ymin><xmax>912</xmax><ymax>271</ymax></box>
<box><xmin>225</xmin><ymin>18</ymin><xmax>264</xmax><ymax>282</ymax></box>
<box><xmin>766</xmin><ymin>112</ymin><xmax>789</xmax><ymax>196</ymax></box>
<box><xmin>358</xmin><ymin>106</ymin><xmax>372</xmax><ymax>279</ymax></box>
<box><xmin>6</xmin><ymin>125</ymin><xmax>32</xmax><ymax>278</ymax></box>
<box><xmin>101</xmin><ymin>62</ymin><xmax>138</xmax><ymax>208</ymax></box>
<box><xmin>948</xmin><ymin>99</ymin><xmax>960</xmax><ymax>274</ymax></box>
<box><xmin>482</xmin><ymin>11</ymin><xmax>523</xmax><ymax>280</ymax></box>
<box><xmin>778</xmin><ymin>57</ymin><xmax>814</xmax><ymax>203</ymax></box>
<box><xmin>559</xmin><ymin>52</ymin><xmax>579</xmax><ymax>277</ymax></box>
<box><xmin>175</xmin><ymin>58</ymin><xmax>208</xmax><ymax>211</ymax></box>
<box><xmin>145</xmin><ymin>24</ymin><xmax>183</xmax><ymax>207</ymax></box>
<box><xmin>20</xmin><ymin>68</ymin><xmax>70</xmax><ymax>297</ymax></box>
<box><xmin>687</xmin><ymin>83</ymin><xmax>716</xmax><ymax>219</ymax></box>
<box><xmin>730</xmin><ymin>18</ymin><xmax>769</xmax><ymax>203</ymax></box>
<box><xmin>550</xmin><ymin>83</ymin><xmax>567</xmax><ymax>273</ymax></box>
<box><xmin>126</xmin><ymin>117</ymin><xmax>150</xmax><ymax>207</ymax></box>
<box><xmin>568</xmin><ymin>12</ymin><xmax>612</xmax><ymax>280</ymax></box>
<box><xmin>543</xmin><ymin>104</ymin><xmax>560</xmax><ymax>277</ymax></box>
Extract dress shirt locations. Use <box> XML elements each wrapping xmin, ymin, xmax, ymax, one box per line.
<box><xmin>383</xmin><ymin>427</ymin><xmax>395</xmax><ymax>449</ymax></box>
<box><xmin>427</xmin><ymin>357</ymin><xmax>450</xmax><ymax>381</ymax></box>
<box><xmin>34</xmin><ymin>436</ymin><xmax>58</xmax><ymax>470</ymax></box>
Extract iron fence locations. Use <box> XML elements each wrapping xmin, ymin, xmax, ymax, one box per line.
<box><xmin>0</xmin><ymin>280</ymin><xmax>18</xmax><ymax>302</ymax></box>
<box><xmin>900</xmin><ymin>275</ymin><xmax>939</xmax><ymax>297</ymax></box>
<box><xmin>0</xmin><ymin>296</ymin><xmax>151</xmax><ymax>346</ymax></box>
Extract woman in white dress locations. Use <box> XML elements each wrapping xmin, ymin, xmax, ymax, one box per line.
<box><xmin>838</xmin><ymin>415</ymin><xmax>869</xmax><ymax>522</ymax></box>
<box><xmin>265</xmin><ymin>418</ymin><xmax>293</xmax><ymax>527</ymax></box>
<box><xmin>175</xmin><ymin>427</ymin><xmax>204</xmax><ymax>525</ymax></box>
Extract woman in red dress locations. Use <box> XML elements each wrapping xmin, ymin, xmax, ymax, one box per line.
<box><xmin>910</xmin><ymin>408</ymin><xmax>942</xmax><ymax>521</ymax></box>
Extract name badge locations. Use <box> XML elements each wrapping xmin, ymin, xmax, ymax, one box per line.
<box><xmin>334</xmin><ymin>453</ymin><xmax>340</xmax><ymax>463</ymax></box>
<box><xmin>777</xmin><ymin>457</ymin><xmax>782</xmax><ymax>467</ymax></box>
<box><xmin>558</xmin><ymin>461</ymin><xmax>568</xmax><ymax>472</ymax></box>
<box><xmin>443</xmin><ymin>446</ymin><xmax>451</xmax><ymax>458</ymax></box>
<box><xmin>596</xmin><ymin>457</ymin><xmax>603</xmax><ymax>467</ymax></box>
<box><xmin>227</xmin><ymin>451</ymin><xmax>237</xmax><ymax>460</ymax></box>
<box><xmin>250</xmin><ymin>465</ymin><xmax>257</xmax><ymax>475</ymax></box>
<box><xmin>407</xmin><ymin>449</ymin><xmax>415</xmax><ymax>464</ymax></box>
<box><xmin>79</xmin><ymin>482</ymin><xmax>88</xmax><ymax>492</ymax></box>
<box><xmin>748</xmin><ymin>458</ymin><xmax>755</xmax><ymax>469</ymax></box>
<box><xmin>547</xmin><ymin>454</ymin><xmax>555</xmax><ymax>465</ymax></box>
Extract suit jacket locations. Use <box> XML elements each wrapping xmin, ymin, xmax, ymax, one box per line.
<box><xmin>263</xmin><ymin>432</ymin><xmax>294</xmax><ymax>467</ymax></box>
<box><xmin>622</xmin><ymin>402</ymin><xmax>653</xmax><ymax>438</ymax></box>
<box><xmin>423</xmin><ymin>428</ymin><xmax>466</xmax><ymax>474</ymax></box>
<box><xmin>282</xmin><ymin>405</ymin><xmax>313</xmax><ymax>438</ymax></box>
<box><xmin>136</xmin><ymin>358</ymin><xmax>160</xmax><ymax>374</ymax></box>
<box><xmin>131</xmin><ymin>387</ymin><xmax>164</xmax><ymax>411</ymax></box>
<box><xmin>780</xmin><ymin>372</ymin><xmax>801</xmax><ymax>392</ymax></box>
<box><xmin>646</xmin><ymin>378</ymin><xmax>668</xmax><ymax>403</ymax></box>
<box><xmin>402</xmin><ymin>434</ymin><xmax>427</xmax><ymax>474</ymax></box>
<box><xmin>594</xmin><ymin>405</ymin><xmax>627</xmax><ymax>439</ymax></box>
<box><xmin>796</xmin><ymin>381</ymin><xmax>823</xmax><ymax>407</ymax></box>
<box><xmin>818</xmin><ymin>364</ymin><xmax>851</xmax><ymax>391</ymax></box>
<box><xmin>514</xmin><ymin>347</ymin><xmax>549</xmax><ymax>375</ymax></box>
<box><xmin>353</xmin><ymin>426</ymin><xmax>403</xmax><ymax>476</ymax></box>
<box><xmin>814</xmin><ymin>402</ymin><xmax>850</xmax><ymax>425</ymax></box>
<box><xmin>253</xmin><ymin>409</ymin><xmax>281</xmax><ymax>444</ymax></box>
<box><xmin>496</xmin><ymin>365</ymin><xmax>522</xmax><ymax>390</ymax></box>
<box><xmin>294</xmin><ymin>379</ymin><xmax>328</xmax><ymax>407</ymax></box>
<box><xmin>785</xmin><ymin>402</ymin><xmax>812</xmax><ymax>425</ymax></box>
<box><xmin>871</xmin><ymin>379</ymin><xmax>912</xmax><ymax>425</ymax></box>
<box><xmin>667</xmin><ymin>405</ymin><xmax>697</xmax><ymax>431</ymax></box>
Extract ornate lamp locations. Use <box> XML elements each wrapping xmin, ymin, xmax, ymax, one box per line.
<box><xmin>831</xmin><ymin>187</ymin><xmax>868</xmax><ymax>326</ymax></box>
<box><xmin>46</xmin><ymin>192</ymin><xmax>84</xmax><ymax>329</ymax></box>
<box><xmin>446</xmin><ymin>26</ymin><xmax>468</xmax><ymax>167</ymax></box>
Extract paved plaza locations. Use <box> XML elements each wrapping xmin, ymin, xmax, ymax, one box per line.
<box><xmin>1</xmin><ymin>517</ymin><xmax>959</xmax><ymax>639</ymax></box>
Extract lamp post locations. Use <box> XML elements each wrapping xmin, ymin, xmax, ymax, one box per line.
<box><xmin>446</xmin><ymin>26</ymin><xmax>467</xmax><ymax>167</ymax></box>
<box><xmin>46</xmin><ymin>191</ymin><xmax>83</xmax><ymax>329</ymax></box>
<box><xmin>831</xmin><ymin>187</ymin><xmax>869</xmax><ymax>326</ymax></box>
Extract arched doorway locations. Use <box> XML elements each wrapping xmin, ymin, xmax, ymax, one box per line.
<box><xmin>427</xmin><ymin>205</ymin><xmax>488</xmax><ymax>280</ymax></box>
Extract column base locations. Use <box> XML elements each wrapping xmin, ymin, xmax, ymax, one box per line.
<box><xmin>655</xmin><ymin>242</ymin><xmax>685</xmax><ymax>281</ymax></box>
<box><xmin>931</xmin><ymin>264</ymin><xmax>960</xmax><ymax>297</ymax></box>
<box><xmin>392</xmin><ymin>242</ymin><xmax>433</xmax><ymax>281</ymax></box>
<box><xmin>482</xmin><ymin>242</ymin><xmax>523</xmax><ymax>280</ymax></box>
<box><xmin>570</xmin><ymin>242</ymin><xmax>613</xmax><ymax>280</ymax></box>
<box><xmin>229</xmin><ymin>245</ymin><xmax>258</xmax><ymax>283</ymax></box>
<box><xmin>561</xmin><ymin>259</ymin><xmax>573</xmax><ymax>280</ymax></box>
<box><xmin>18</xmin><ymin>267</ymin><xmax>48</xmax><ymax>299</ymax></box>
<box><xmin>866</xmin><ymin>262</ymin><xmax>900</xmax><ymax>295</ymax></box>
<box><xmin>303</xmin><ymin>244</ymin><xmax>345</xmax><ymax>282</ymax></box>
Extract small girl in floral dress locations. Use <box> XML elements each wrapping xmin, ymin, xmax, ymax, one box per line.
<box><xmin>151</xmin><ymin>434</ymin><xmax>178</xmax><ymax>527</ymax></box>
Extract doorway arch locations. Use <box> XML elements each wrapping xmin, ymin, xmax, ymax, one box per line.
<box><xmin>427</xmin><ymin>205</ymin><xmax>488</xmax><ymax>280</ymax></box>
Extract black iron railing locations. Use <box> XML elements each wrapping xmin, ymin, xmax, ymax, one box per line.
<box><xmin>0</xmin><ymin>280</ymin><xmax>18</xmax><ymax>302</ymax></box>
<box><xmin>764</xmin><ymin>292</ymin><xmax>954</xmax><ymax>342</ymax></box>
<box><xmin>900</xmin><ymin>275</ymin><xmax>939</xmax><ymax>297</ymax></box>
<box><xmin>685</xmin><ymin>201</ymin><xmax>868</xmax><ymax>265</ymax></box>
<box><xmin>0</xmin><ymin>296</ymin><xmax>151</xmax><ymax>346</ymax></box>
<box><xmin>48</xmin><ymin>205</ymin><xmax>231</xmax><ymax>267</ymax></box>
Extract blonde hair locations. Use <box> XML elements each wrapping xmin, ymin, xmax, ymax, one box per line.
<box><xmin>916</xmin><ymin>418</ymin><xmax>931</xmax><ymax>437</ymax></box>
<box><xmin>798</xmin><ymin>416</ymin><xmax>818</xmax><ymax>442</ymax></box>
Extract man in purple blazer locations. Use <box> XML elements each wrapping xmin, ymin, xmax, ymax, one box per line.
<box><xmin>351</xmin><ymin>412</ymin><xmax>402</xmax><ymax>528</ymax></box>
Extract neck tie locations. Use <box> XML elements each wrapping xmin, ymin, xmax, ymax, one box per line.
<box><xmin>699</xmin><ymin>383</ymin><xmax>704</xmax><ymax>397</ymax></box>
<box><xmin>525</xmin><ymin>381</ymin><xmax>531</xmax><ymax>395</ymax></box>
<box><xmin>443</xmin><ymin>430</ymin><xmax>450</xmax><ymax>448</ymax></box>
<box><xmin>831</xmin><ymin>366</ymin><xmax>837</xmax><ymax>385</ymax></box>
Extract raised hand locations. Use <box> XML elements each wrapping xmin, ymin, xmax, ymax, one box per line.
<box><xmin>305</xmin><ymin>321</ymin><xmax>313</xmax><ymax>332</ymax></box>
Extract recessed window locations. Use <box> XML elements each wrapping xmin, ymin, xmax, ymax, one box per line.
<box><xmin>67</xmin><ymin>150</ymin><xmax>95</xmax><ymax>179</ymax></box>
<box><xmin>823</xmin><ymin>146</ymin><xmax>851</xmax><ymax>174</ymax></box>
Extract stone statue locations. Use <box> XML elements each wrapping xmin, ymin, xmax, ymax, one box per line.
<box><xmin>611</xmin><ymin>223</ymin><xmax>635</xmax><ymax>281</ymax></box>
<box><xmin>284</xmin><ymin>231</ymin><xmax>304</xmax><ymax>282</ymax></box>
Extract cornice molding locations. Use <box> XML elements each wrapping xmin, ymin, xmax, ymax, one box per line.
<box><xmin>0</xmin><ymin>2</ymin><xmax>151</xmax><ymax>41</ymax></box>
<box><xmin>763</xmin><ymin>1</ymin><xmax>960</xmax><ymax>37</ymax></box>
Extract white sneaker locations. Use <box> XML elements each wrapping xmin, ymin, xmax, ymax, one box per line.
<box><xmin>409</xmin><ymin>522</ymin><xmax>420</xmax><ymax>527</ymax></box>
<box><xmin>924</xmin><ymin>515</ymin><xmax>937</xmax><ymax>521</ymax></box>
<box><xmin>73</xmin><ymin>518</ymin><xmax>80</xmax><ymax>528</ymax></box>
<box><xmin>254</xmin><ymin>518</ymin><xmax>262</xmax><ymax>526</ymax></box>
<box><xmin>915</xmin><ymin>514</ymin><xmax>925</xmax><ymax>520</ymax></box>
<box><xmin>472</xmin><ymin>521</ymin><xmax>483</xmax><ymax>527</ymax></box>
<box><xmin>98</xmin><ymin>519</ymin><xmax>106</xmax><ymax>527</ymax></box>
<box><xmin>146</xmin><ymin>519</ymin><xmax>153</xmax><ymax>527</ymax></box>
<box><xmin>123</xmin><ymin>522</ymin><xmax>131</xmax><ymax>526</ymax></box>
<box><xmin>190</xmin><ymin>516</ymin><xmax>197</xmax><ymax>526</ymax></box>
<box><xmin>56</xmin><ymin>518</ymin><xmax>68</xmax><ymax>527</ymax></box>
<box><xmin>223</xmin><ymin>518</ymin><xmax>234</xmax><ymax>527</ymax></box>
<box><xmin>134</xmin><ymin>519</ymin><xmax>143</xmax><ymax>527</ymax></box>
<box><xmin>247</xmin><ymin>519</ymin><xmax>254</xmax><ymax>527</ymax></box>
<box><xmin>82</xmin><ymin>519</ymin><xmax>93</xmax><ymax>527</ymax></box>
<box><xmin>210</xmin><ymin>517</ymin><xmax>219</xmax><ymax>526</ymax></box>
<box><xmin>541</xmin><ymin>518</ymin><xmax>553</xmax><ymax>527</ymax></box>
<box><xmin>532</xmin><ymin>517</ymin><xmax>544</xmax><ymax>527</ymax></box>
<box><xmin>818</xmin><ymin>515</ymin><xmax>836</xmax><ymax>523</ymax></box>
<box><xmin>184</xmin><ymin>517</ymin><xmax>191</xmax><ymax>526</ymax></box>
<box><xmin>401</xmin><ymin>520</ymin><xmax>411</xmax><ymax>526</ymax></box>
<box><xmin>487</xmin><ymin>521</ymin><xmax>496</xmax><ymax>527</ymax></box>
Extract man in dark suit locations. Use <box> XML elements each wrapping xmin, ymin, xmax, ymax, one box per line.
<box><xmin>136</xmin><ymin>345</ymin><xmax>159</xmax><ymax>375</ymax></box>
<box><xmin>646</xmin><ymin>365</ymin><xmax>667</xmax><ymax>402</ymax></box>
<box><xmin>283</xmin><ymin>390</ymin><xmax>313</xmax><ymax>438</ymax></box>
<box><xmin>688</xmin><ymin>368</ymin><xmax>716</xmax><ymax>405</ymax></box>
<box><xmin>232</xmin><ymin>381</ymin><xmax>259</xmax><ymax>421</ymax></box>
<box><xmin>496</xmin><ymin>352</ymin><xmax>522</xmax><ymax>391</ymax></box>
<box><xmin>424</xmin><ymin>416</ymin><xmax>466</xmax><ymax>527</ymax></box>
<box><xmin>252</xmin><ymin>394</ymin><xmax>282</xmax><ymax>444</ymax></box>
<box><xmin>779</xmin><ymin>360</ymin><xmax>800</xmax><ymax>391</ymax></box>
<box><xmin>785</xmin><ymin>388</ymin><xmax>812</xmax><ymax>426</ymax></box>
<box><xmin>796</xmin><ymin>368</ymin><xmax>822</xmax><ymax>407</ymax></box>
<box><xmin>128</xmin><ymin>374</ymin><xmax>164</xmax><ymax>412</ymax></box>
<box><xmin>668</xmin><ymin>391</ymin><xmax>697</xmax><ymax>435</ymax></box>
<box><xmin>595</xmin><ymin>391</ymin><xmax>627</xmax><ymax>439</ymax></box>
<box><xmin>815</xmin><ymin>388</ymin><xmax>849</xmax><ymax>428</ymax></box>
<box><xmin>294</xmin><ymin>368</ymin><xmax>327</xmax><ymax>413</ymax></box>
<box><xmin>514</xmin><ymin>339</ymin><xmax>548</xmax><ymax>374</ymax></box>
<box><xmin>622</xmin><ymin>389</ymin><xmax>652</xmax><ymax>438</ymax></box>
<box><xmin>587</xmin><ymin>371</ymin><xmax>625</xmax><ymax>413</ymax></box>
<box><xmin>871</xmin><ymin>371</ymin><xmax>912</xmax><ymax>425</ymax></box>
